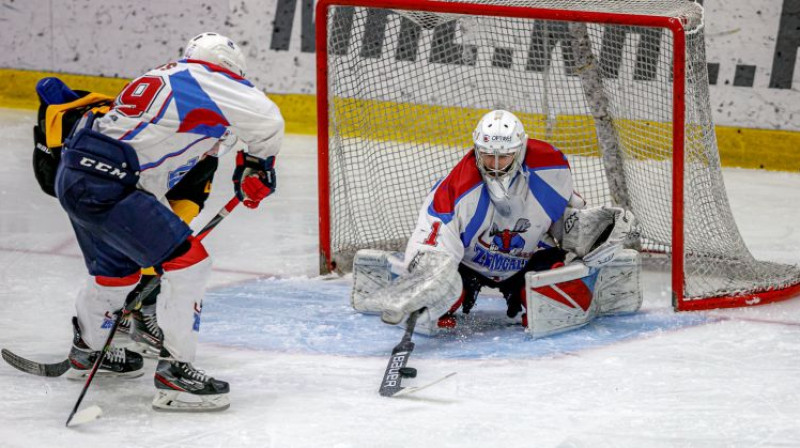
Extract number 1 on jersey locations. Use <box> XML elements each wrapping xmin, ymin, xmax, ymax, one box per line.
<box><xmin>424</xmin><ymin>221</ymin><xmax>442</xmax><ymax>246</ymax></box>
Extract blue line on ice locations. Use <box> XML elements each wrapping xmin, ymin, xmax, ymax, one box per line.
<box><xmin>200</xmin><ymin>277</ymin><xmax>714</xmax><ymax>359</ymax></box>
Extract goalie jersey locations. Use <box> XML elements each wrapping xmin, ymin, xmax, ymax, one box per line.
<box><xmin>405</xmin><ymin>139</ymin><xmax>574</xmax><ymax>281</ymax></box>
<box><xmin>94</xmin><ymin>59</ymin><xmax>284</xmax><ymax>199</ymax></box>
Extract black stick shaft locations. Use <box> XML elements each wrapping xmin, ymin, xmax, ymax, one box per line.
<box><xmin>196</xmin><ymin>197</ymin><xmax>240</xmax><ymax>242</ymax></box>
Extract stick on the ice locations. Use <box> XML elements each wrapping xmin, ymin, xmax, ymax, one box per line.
<box><xmin>65</xmin><ymin>196</ymin><xmax>240</xmax><ymax>427</ymax></box>
<box><xmin>379</xmin><ymin>308</ymin><xmax>423</xmax><ymax>397</ymax></box>
<box><xmin>3</xmin><ymin>197</ymin><xmax>243</xmax><ymax>383</ymax></box>
<box><xmin>1</xmin><ymin>349</ymin><xmax>71</xmax><ymax>377</ymax></box>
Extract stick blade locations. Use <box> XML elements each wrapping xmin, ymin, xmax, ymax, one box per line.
<box><xmin>66</xmin><ymin>405</ymin><xmax>103</xmax><ymax>427</ymax></box>
<box><xmin>392</xmin><ymin>372</ymin><xmax>457</xmax><ymax>397</ymax></box>
<box><xmin>1</xmin><ymin>348</ymin><xmax>71</xmax><ymax>377</ymax></box>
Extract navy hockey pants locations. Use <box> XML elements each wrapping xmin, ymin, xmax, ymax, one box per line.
<box><xmin>55</xmin><ymin>123</ymin><xmax>192</xmax><ymax>278</ymax></box>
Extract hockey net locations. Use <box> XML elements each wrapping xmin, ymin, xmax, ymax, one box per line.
<box><xmin>316</xmin><ymin>0</ymin><xmax>800</xmax><ymax>310</ymax></box>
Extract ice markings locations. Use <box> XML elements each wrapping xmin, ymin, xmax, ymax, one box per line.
<box><xmin>200</xmin><ymin>277</ymin><xmax>714</xmax><ymax>359</ymax></box>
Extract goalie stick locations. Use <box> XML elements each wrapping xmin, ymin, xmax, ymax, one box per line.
<box><xmin>1</xmin><ymin>197</ymin><xmax>241</xmax><ymax>380</ymax></box>
<box><xmin>65</xmin><ymin>196</ymin><xmax>240</xmax><ymax>427</ymax></box>
<box><xmin>378</xmin><ymin>309</ymin><xmax>456</xmax><ymax>397</ymax></box>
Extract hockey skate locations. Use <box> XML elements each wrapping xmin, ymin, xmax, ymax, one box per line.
<box><xmin>67</xmin><ymin>317</ymin><xmax>144</xmax><ymax>380</ymax></box>
<box><xmin>153</xmin><ymin>349</ymin><xmax>230</xmax><ymax>412</ymax></box>
<box><xmin>116</xmin><ymin>312</ymin><xmax>132</xmax><ymax>337</ymax></box>
<box><xmin>129</xmin><ymin>304</ymin><xmax>163</xmax><ymax>358</ymax></box>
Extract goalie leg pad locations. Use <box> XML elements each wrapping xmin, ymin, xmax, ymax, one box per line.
<box><xmin>525</xmin><ymin>263</ymin><xmax>600</xmax><ymax>339</ymax></box>
<box><xmin>595</xmin><ymin>249</ymin><xmax>642</xmax><ymax>315</ymax></box>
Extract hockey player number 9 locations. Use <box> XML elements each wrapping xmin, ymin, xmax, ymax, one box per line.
<box><xmin>116</xmin><ymin>76</ymin><xmax>165</xmax><ymax>118</ymax></box>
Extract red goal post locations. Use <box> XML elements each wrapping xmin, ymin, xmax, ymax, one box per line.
<box><xmin>315</xmin><ymin>0</ymin><xmax>800</xmax><ymax>311</ymax></box>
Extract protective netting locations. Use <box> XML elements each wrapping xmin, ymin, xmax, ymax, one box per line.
<box><xmin>321</xmin><ymin>0</ymin><xmax>800</xmax><ymax>305</ymax></box>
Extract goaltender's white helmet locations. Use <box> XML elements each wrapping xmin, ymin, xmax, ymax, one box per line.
<box><xmin>472</xmin><ymin>109</ymin><xmax>528</xmax><ymax>181</ymax></box>
<box><xmin>183</xmin><ymin>32</ymin><xmax>247</xmax><ymax>77</ymax></box>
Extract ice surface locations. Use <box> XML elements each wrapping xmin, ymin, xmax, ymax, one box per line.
<box><xmin>1</xmin><ymin>108</ymin><xmax>800</xmax><ymax>447</ymax></box>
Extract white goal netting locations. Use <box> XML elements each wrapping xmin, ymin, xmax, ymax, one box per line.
<box><xmin>319</xmin><ymin>0</ymin><xmax>800</xmax><ymax>308</ymax></box>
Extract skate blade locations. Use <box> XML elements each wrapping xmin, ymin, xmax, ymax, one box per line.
<box><xmin>65</xmin><ymin>368</ymin><xmax>145</xmax><ymax>381</ymax></box>
<box><xmin>152</xmin><ymin>390</ymin><xmax>230</xmax><ymax>412</ymax></box>
<box><xmin>130</xmin><ymin>341</ymin><xmax>162</xmax><ymax>359</ymax></box>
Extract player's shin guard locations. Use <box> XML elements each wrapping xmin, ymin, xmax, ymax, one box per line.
<box><xmin>74</xmin><ymin>273</ymin><xmax>140</xmax><ymax>349</ymax></box>
<box><xmin>152</xmin><ymin>237</ymin><xmax>229</xmax><ymax>411</ymax></box>
<box><xmin>158</xmin><ymin>237</ymin><xmax>211</xmax><ymax>363</ymax></box>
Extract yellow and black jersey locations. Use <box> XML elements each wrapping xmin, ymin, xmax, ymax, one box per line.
<box><xmin>33</xmin><ymin>84</ymin><xmax>113</xmax><ymax>197</ymax></box>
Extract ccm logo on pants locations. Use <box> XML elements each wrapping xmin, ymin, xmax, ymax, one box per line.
<box><xmin>80</xmin><ymin>156</ymin><xmax>128</xmax><ymax>180</ymax></box>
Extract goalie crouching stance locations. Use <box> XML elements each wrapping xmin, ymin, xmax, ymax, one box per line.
<box><xmin>351</xmin><ymin>110</ymin><xmax>642</xmax><ymax>338</ymax></box>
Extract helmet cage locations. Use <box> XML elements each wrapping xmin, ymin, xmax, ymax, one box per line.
<box><xmin>474</xmin><ymin>143</ymin><xmax>524</xmax><ymax>179</ymax></box>
<box><xmin>472</xmin><ymin>110</ymin><xmax>528</xmax><ymax>181</ymax></box>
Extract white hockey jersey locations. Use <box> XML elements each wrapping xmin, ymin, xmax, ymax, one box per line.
<box><xmin>405</xmin><ymin>139</ymin><xmax>575</xmax><ymax>282</ymax></box>
<box><xmin>94</xmin><ymin>59</ymin><xmax>284</xmax><ymax>199</ymax></box>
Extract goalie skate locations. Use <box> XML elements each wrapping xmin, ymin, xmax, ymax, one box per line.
<box><xmin>153</xmin><ymin>357</ymin><xmax>230</xmax><ymax>412</ymax></box>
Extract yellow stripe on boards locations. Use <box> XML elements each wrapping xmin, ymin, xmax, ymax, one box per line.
<box><xmin>716</xmin><ymin>126</ymin><xmax>800</xmax><ymax>171</ymax></box>
<box><xmin>0</xmin><ymin>69</ymin><xmax>129</xmax><ymax>109</ymax></box>
<box><xmin>1</xmin><ymin>69</ymin><xmax>799</xmax><ymax>171</ymax></box>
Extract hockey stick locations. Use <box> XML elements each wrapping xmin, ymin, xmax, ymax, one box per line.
<box><xmin>379</xmin><ymin>309</ymin><xmax>424</xmax><ymax>397</ymax></box>
<box><xmin>1</xmin><ymin>349</ymin><xmax>70</xmax><ymax>377</ymax></box>
<box><xmin>65</xmin><ymin>196</ymin><xmax>240</xmax><ymax>427</ymax></box>
<box><xmin>2</xmin><ymin>198</ymin><xmax>242</xmax><ymax>380</ymax></box>
<box><xmin>378</xmin><ymin>308</ymin><xmax>457</xmax><ymax>398</ymax></box>
<box><xmin>195</xmin><ymin>196</ymin><xmax>240</xmax><ymax>241</ymax></box>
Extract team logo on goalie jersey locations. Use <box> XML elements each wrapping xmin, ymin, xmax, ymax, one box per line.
<box><xmin>471</xmin><ymin>219</ymin><xmax>533</xmax><ymax>272</ymax></box>
<box><xmin>481</xmin><ymin>219</ymin><xmax>531</xmax><ymax>254</ymax></box>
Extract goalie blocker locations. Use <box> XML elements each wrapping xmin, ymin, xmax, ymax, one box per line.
<box><xmin>351</xmin><ymin>249</ymin><xmax>462</xmax><ymax>335</ymax></box>
<box><xmin>525</xmin><ymin>249</ymin><xmax>642</xmax><ymax>339</ymax></box>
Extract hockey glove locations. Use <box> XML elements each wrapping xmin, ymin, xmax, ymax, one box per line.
<box><xmin>232</xmin><ymin>150</ymin><xmax>276</xmax><ymax>209</ymax></box>
<box><xmin>582</xmin><ymin>207</ymin><xmax>636</xmax><ymax>268</ymax></box>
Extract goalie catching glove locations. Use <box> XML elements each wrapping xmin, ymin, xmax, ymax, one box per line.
<box><xmin>560</xmin><ymin>205</ymin><xmax>637</xmax><ymax>267</ymax></box>
<box><xmin>232</xmin><ymin>150</ymin><xmax>276</xmax><ymax>209</ymax></box>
